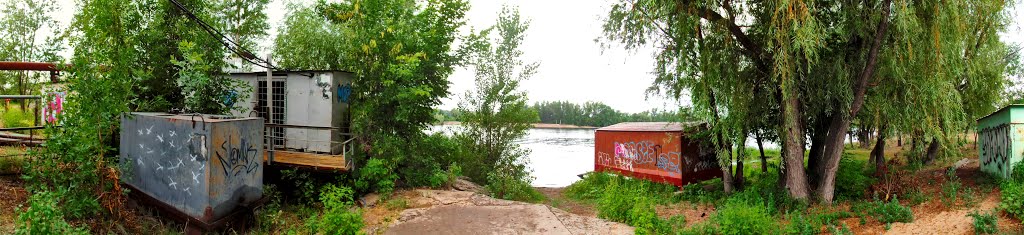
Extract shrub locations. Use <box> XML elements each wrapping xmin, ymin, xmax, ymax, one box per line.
<box><xmin>710</xmin><ymin>196</ymin><xmax>778</xmax><ymax>235</ymax></box>
<box><xmin>307</xmin><ymin>184</ymin><xmax>364</xmax><ymax>235</ymax></box>
<box><xmin>1</xmin><ymin>107</ymin><xmax>33</xmax><ymax>128</ymax></box>
<box><xmin>594</xmin><ymin>178</ymin><xmax>671</xmax><ymax>234</ymax></box>
<box><xmin>853</xmin><ymin>198</ymin><xmax>913</xmax><ymax>225</ymax></box>
<box><xmin>784</xmin><ymin>213</ymin><xmax>818</xmax><ymax>235</ymax></box>
<box><xmin>483</xmin><ymin>146</ymin><xmax>543</xmax><ymax>202</ymax></box>
<box><xmin>564</xmin><ymin>172</ymin><xmax>613</xmax><ymax>201</ymax></box>
<box><xmin>1002</xmin><ymin>161</ymin><xmax>1024</xmax><ymax>223</ymax></box>
<box><xmin>968</xmin><ymin>210</ymin><xmax>998</xmax><ymax>234</ymax></box>
<box><xmin>835</xmin><ymin>157</ymin><xmax>872</xmax><ymax>201</ymax></box>
<box><xmin>281</xmin><ymin>169</ymin><xmax>320</xmax><ymax>203</ymax></box>
<box><xmin>428</xmin><ymin>163</ymin><xmax>462</xmax><ymax>188</ymax></box>
<box><xmin>355</xmin><ymin>158</ymin><xmax>398</xmax><ymax>196</ymax></box>
<box><xmin>14</xmin><ymin>190</ymin><xmax>89</xmax><ymax>235</ymax></box>
<box><xmin>678</xmin><ymin>178</ymin><xmax>723</xmax><ymax>204</ymax></box>
<box><xmin>1000</xmin><ymin>180</ymin><xmax>1024</xmax><ymax>222</ymax></box>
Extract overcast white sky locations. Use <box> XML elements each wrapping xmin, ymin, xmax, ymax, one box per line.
<box><xmin>34</xmin><ymin>0</ymin><xmax>1024</xmax><ymax>113</ymax></box>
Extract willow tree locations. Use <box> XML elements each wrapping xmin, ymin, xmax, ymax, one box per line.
<box><xmin>603</xmin><ymin>0</ymin><xmax>1014</xmax><ymax>203</ymax></box>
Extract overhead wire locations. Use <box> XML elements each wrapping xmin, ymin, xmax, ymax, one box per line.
<box><xmin>167</xmin><ymin>0</ymin><xmax>278</xmax><ymax>70</ymax></box>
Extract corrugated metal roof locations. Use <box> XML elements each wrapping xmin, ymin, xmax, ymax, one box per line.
<box><xmin>596</xmin><ymin>122</ymin><xmax>705</xmax><ymax>132</ymax></box>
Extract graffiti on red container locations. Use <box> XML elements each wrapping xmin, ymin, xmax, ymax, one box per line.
<box><xmin>599</xmin><ymin>141</ymin><xmax>682</xmax><ymax>175</ymax></box>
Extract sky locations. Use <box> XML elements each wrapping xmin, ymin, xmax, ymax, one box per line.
<box><xmin>32</xmin><ymin>0</ymin><xmax>1024</xmax><ymax>113</ymax></box>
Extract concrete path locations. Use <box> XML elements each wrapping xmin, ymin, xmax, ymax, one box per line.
<box><xmin>385</xmin><ymin>190</ymin><xmax>633</xmax><ymax>235</ymax></box>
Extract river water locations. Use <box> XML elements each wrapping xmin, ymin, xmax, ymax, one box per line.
<box><xmin>428</xmin><ymin>124</ymin><xmax>779</xmax><ymax>187</ymax></box>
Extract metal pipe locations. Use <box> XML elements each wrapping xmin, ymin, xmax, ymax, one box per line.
<box><xmin>0</xmin><ymin>61</ymin><xmax>65</xmax><ymax>71</ymax></box>
<box><xmin>0</xmin><ymin>95</ymin><xmax>41</xmax><ymax>99</ymax></box>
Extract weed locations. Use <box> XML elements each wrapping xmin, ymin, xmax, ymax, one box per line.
<box><xmin>14</xmin><ymin>190</ymin><xmax>89</xmax><ymax>235</ymax></box>
<box><xmin>784</xmin><ymin>213</ymin><xmax>818</xmax><ymax>235</ymax></box>
<box><xmin>968</xmin><ymin>210</ymin><xmax>998</xmax><ymax>234</ymax></box>
<box><xmin>828</xmin><ymin>223</ymin><xmax>853</xmax><ymax>235</ymax></box>
<box><xmin>355</xmin><ymin>158</ymin><xmax>398</xmax><ymax>196</ymax></box>
<box><xmin>852</xmin><ymin>198</ymin><xmax>913</xmax><ymax>225</ymax></box>
<box><xmin>1001</xmin><ymin>161</ymin><xmax>1024</xmax><ymax>223</ymax></box>
<box><xmin>1</xmin><ymin>107</ymin><xmax>34</xmax><ymax>129</ymax></box>
<box><xmin>564</xmin><ymin>172</ymin><xmax>613</xmax><ymax>201</ymax></box>
<box><xmin>307</xmin><ymin>184</ymin><xmax>364</xmax><ymax>235</ymax></box>
<box><xmin>678</xmin><ymin>178</ymin><xmax>723</xmax><ymax>204</ymax></box>
<box><xmin>835</xmin><ymin>157</ymin><xmax>873</xmax><ymax>201</ymax></box>
<box><xmin>709</xmin><ymin>196</ymin><xmax>778</xmax><ymax>235</ymax></box>
<box><xmin>942</xmin><ymin>167</ymin><xmax>964</xmax><ymax>207</ymax></box>
<box><xmin>281</xmin><ymin>169</ymin><xmax>320</xmax><ymax>204</ymax></box>
<box><xmin>385</xmin><ymin>198</ymin><xmax>409</xmax><ymax>210</ymax></box>
<box><xmin>905</xmin><ymin>188</ymin><xmax>928</xmax><ymax>206</ymax></box>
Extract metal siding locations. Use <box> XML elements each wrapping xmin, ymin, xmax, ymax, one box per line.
<box><xmin>307</xmin><ymin>73</ymin><xmax>333</xmax><ymax>153</ymax></box>
<box><xmin>285</xmin><ymin>74</ymin><xmax>310</xmax><ymax>150</ymax></box>
<box><xmin>120</xmin><ymin>113</ymin><xmax>263</xmax><ymax>223</ymax></box>
<box><xmin>332</xmin><ymin>72</ymin><xmax>353</xmax><ymax>154</ymax></box>
<box><xmin>594</xmin><ymin>129</ymin><xmax>720</xmax><ymax>187</ymax></box>
<box><xmin>978</xmin><ymin>106</ymin><xmax>1024</xmax><ymax>178</ymax></box>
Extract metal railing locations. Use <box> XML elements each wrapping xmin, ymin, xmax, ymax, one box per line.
<box><xmin>262</xmin><ymin>123</ymin><xmax>355</xmax><ymax>168</ymax></box>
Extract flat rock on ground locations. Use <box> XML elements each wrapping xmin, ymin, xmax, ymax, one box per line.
<box><xmin>385</xmin><ymin>190</ymin><xmax>633</xmax><ymax>235</ymax></box>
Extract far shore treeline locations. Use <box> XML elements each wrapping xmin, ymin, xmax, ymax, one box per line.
<box><xmin>435</xmin><ymin>100</ymin><xmax>693</xmax><ymax>127</ymax></box>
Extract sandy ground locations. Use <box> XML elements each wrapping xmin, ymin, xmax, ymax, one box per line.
<box><xmin>381</xmin><ymin>190</ymin><xmax>633</xmax><ymax>235</ymax></box>
<box><xmin>885</xmin><ymin>190</ymin><xmax>1002</xmax><ymax>235</ymax></box>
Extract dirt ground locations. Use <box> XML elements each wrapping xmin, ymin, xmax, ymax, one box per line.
<box><xmin>365</xmin><ymin>189</ymin><xmax>632</xmax><ymax>235</ymax></box>
<box><xmin>0</xmin><ymin>175</ymin><xmax>28</xmax><ymax>234</ymax></box>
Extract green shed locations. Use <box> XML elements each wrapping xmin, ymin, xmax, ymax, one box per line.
<box><xmin>977</xmin><ymin>104</ymin><xmax>1024</xmax><ymax>178</ymax></box>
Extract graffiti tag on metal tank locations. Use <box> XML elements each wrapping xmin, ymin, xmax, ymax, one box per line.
<box><xmin>216</xmin><ymin>137</ymin><xmax>260</xmax><ymax>177</ymax></box>
<box><xmin>601</xmin><ymin>141</ymin><xmax>683</xmax><ymax>175</ymax></box>
<box><xmin>980</xmin><ymin>124</ymin><xmax>1011</xmax><ymax>175</ymax></box>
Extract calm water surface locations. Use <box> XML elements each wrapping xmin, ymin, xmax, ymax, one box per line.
<box><xmin>428</xmin><ymin>125</ymin><xmax>779</xmax><ymax>187</ymax></box>
<box><xmin>428</xmin><ymin>125</ymin><xmax>595</xmax><ymax>187</ymax></box>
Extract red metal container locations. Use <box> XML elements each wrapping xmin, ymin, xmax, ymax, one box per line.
<box><xmin>594</xmin><ymin>122</ymin><xmax>721</xmax><ymax>187</ymax></box>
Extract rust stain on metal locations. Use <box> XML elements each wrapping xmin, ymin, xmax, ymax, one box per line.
<box><xmin>595</xmin><ymin>122</ymin><xmax>720</xmax><ymax>187</ymax></box>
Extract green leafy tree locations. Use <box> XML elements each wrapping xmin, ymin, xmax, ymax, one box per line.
<box><xmin>602</xmin><ymin>0</ymin><xmax>1014</xmax><ymax>203</ymax></box>
<box><xmin>0</xmin><ymin>0</ymin><xmax>63</xmax><ymax>106</ymax></box>
<box><xmin>25</xmin><ymin>0</ymin><xmax>144</xmax><ymax>226</ymax></box>
<box><xmin>173</xmin><ymin>41</ymin><xmax>250</xmax><ymax>114</ymax></box>
<box><xmin>275</xmin><ymin>0</ymin><xmax>469</xmax><ymax>188</ymax></box>
<box><xmin>456</xmin><ymin>6</ymin><xmax>540</xmax><ymax>201</ymax></box>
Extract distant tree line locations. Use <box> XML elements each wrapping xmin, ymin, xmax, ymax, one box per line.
<box><xmin>435</xmin><ymin>100</ymin><xmax>694</xmax><ymax>127</ymax></box>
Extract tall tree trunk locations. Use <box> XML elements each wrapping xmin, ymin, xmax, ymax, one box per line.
<box><xmin>808</xmin><ymin>115</ymin><xmax>831</xmax><ymax>187</ymax></box>
<box><xmin>871</xmin><ymin>126</ymin><xmax>887</xmax><ymax>175</ymax></box>
<box><xmin>757</xmin><ymin>133</ymin><xmax>767</xmax><ymax>173</ymax></box>
<box><xmin>814</xmin><ymin>0</ymin><xmax>892</xmax><ymax>204</ymax></box>
<box><xmin>924</xmin><ymin>139</ymin><xmax>940</xmax><ymax>165</ymax></box>
<box><xmin>859</xmin><ymin>125</ymin><xmax>872</xmax><ymax>149</ymax></box>
<box><xmin>897</xmin><ymin>133</ymin><xmax>902</xmax><ymax>146</ymax></box>
<box><xmin>735</xmin><ymin>131</ymin><xmax>748</xmax><ymax>190</ymax></box>
<box><xmin>781</xmin><ymin>76</ymin><xmax>810</xmax><ymax>200</ymax></box>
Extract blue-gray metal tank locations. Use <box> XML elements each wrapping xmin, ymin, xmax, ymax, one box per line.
<box><xmin>119</xmin><ymin>112</ymin><xmax>263</xmax><ymax>223</ymax></box>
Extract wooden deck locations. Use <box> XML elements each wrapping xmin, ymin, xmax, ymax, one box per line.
<box><xmin>263</xmin><ymin>150</ymin><xmax>348</xmax><ymax>171</ymax></box>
